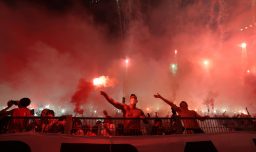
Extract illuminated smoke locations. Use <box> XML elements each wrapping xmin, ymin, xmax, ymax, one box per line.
<box><xmin>0</xmin><ymin>1</ymin><xmax>256</xmax><ymax>116</ymax></box>
<box><xmin>92</xmin><ymin>75</ymin><xmax>116</xmax><ymax>89</ymax></box>
<box><xmin>204</xmin><ymin>91</ymin><xmax>218</xmax><ymax>114</ymax></box>
<box><xmin>70</xmin><ymin>79</ymin><xmax>93</xmax><ymax>115</ymax></box>
<box><xmin>93</xmin><ymin>76</ymin><xmax>109</xmax><ymax>88</ymax></box>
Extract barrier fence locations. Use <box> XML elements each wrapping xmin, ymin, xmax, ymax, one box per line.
<box><xmin>0</xmin><ymin>116</ymin><xmax>255</xmax><ymax>136</ymax></box>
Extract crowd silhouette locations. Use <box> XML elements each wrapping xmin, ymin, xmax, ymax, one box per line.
<box><xmin>0</xmin><ymin>93</ymin><xmax>255</xmax><ymax>136</ymax></box>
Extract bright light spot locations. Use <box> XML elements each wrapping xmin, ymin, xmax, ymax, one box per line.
<box><xmin>202</xmin><ymin>59</ymin><xmax>211</xmax><ymax>70</ymax></box>
<box><xmin>249</xmin><ymin>24</ymin><xmax>253</xmax><ymax>27</ymax></box>
<box><xmin>240</xmin><ymin>42</ymin><xmax>247</xmax><ymax>49</ymax></box>
<box><xmin>240</xmin><ymin>28</ymin><xmax>243</xmax><ymax>31</ymax></box>
<box><xmin>93</xmin><ymin>76</ymin><xmax>109</xmax><ymax>87</ymax></box>
<box><xmin>222</xmin><ymin>108</ymin><xmax>226</xmax><ymax>112</ymax></box>
<box><xmin>245</xmin><ymin>26</ymin><xmax>248</xmax><ymax>29</ymax></box>
<box><xmin>203</xmin><ymin>60</ymin><xmax>209</xmax><ymax>66</ymax></box>
<box><xmin>125</xmin><ymin>58</ymin><xmax>129</xmax><ymax>65</ymax></box>
<box><xmin>169</xmin><ymin>63</ymin><xmax>178</xmax><ymax>75</ymax></box>
<box><xmin>45</xmin><ymin>105</ymin><xmax>50</xmax><ymax>109</ymax></box>
<box><xmin>146</xmin><ymin>107</ymin><xmax>150</xmax><ymax>112</ymax></box>
<box><xmin>61</xmin><ymin>109</ymin><xmax>66</xmax><ymax>114</ymax></box>
<box><xmin>174</xmin><ymin>49</ymin><xmax>178</xmax><ymax>55</ymax></box>
<box><xmin>247</xmin><ymin>69</ymin><xmax>250</xmax><ymax>73</ymax></box>
<box><xmin>156</xmin><ymin>107</ymin><xmax>160</xmax><ymax>111</ymax></box>
<box><xmin>213</xmin><ymin>110</ymin><xmax>217</xmax><ymax>114</ymax></box>
<box><xmin>94</xmin><ymin>110</ymin><xmax>97</xmax><ymax>114</ymax></box>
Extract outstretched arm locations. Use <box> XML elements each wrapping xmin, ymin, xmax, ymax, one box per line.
<box><xmin>0</xmin><ymin>107</ymin><xmax>11</xmax><ymax>116</ymax></box>
<box><xmin>100</xmin><ymin>91</ymin><xmax>124</xmax><ymax>110</ymax></box>
<box><xmin>154</xmin><ymin>93</ymin><xmax>179</xmax><ymax>111</ymax></box>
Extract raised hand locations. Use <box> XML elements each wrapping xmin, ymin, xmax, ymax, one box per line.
<box><xmin>100</xmin><ymin>91</ymin><xmax>107</xmax><ymax>96</ymax></box>
<box><xmin>7</xmin><ymin>100</ymin><xmax>17</xmax><ymax>107</ymax></box>
<box><xmin>154</xmin><ymin>93</ymin><xmax>161</xmax><ymax>98</ymax></box>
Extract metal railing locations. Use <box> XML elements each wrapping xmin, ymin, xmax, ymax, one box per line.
<box><xmin>0</xmin><ymin>116</ymin><xmax>256</xmax><ymax>136</ymax></box>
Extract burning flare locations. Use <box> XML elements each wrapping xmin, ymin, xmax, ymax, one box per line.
<box><xmin>93</xmin><ymin>76</ymin><xmax>110</xmax><ymax>87</ymax></box>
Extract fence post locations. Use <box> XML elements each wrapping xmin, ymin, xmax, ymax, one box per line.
<box><xmin>64</xmin><ymin>115</ymin><xmax>73</xmax><ymax>134</ymax></box>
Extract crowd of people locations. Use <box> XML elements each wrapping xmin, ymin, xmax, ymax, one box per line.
<box><xmin>0</xmin><ymin>92</ymin><xmax>255</xmax><ymax>136</ymax></box>
<box><xmin>0</xmin><ymin>98</ymin><xmax>66</xmax><ymax>134</ymax></box>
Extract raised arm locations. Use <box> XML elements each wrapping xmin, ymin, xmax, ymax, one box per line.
<box><xmin>154</xmin><ymin>93</ymin><xmax>179</xmax><ymax>111</ymax></box>
<box><xmin>0</xmin><ymin>106</ymin><xmax>11</xmax><ymax>115</ymax></box>
<box><xmin>0</xmin><ymin>100</ymin><xmax>15</xmax><ymax>116</ymax></box>
<box><xmin>100</xmin><ymin>91</ymin><xmax>124</xmax><ymax>110</ymax></box>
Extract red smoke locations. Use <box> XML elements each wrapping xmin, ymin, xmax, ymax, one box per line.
<box><xmin>1</xmin><ymin>1</ymin><xmax>256</xmax><ymax>116</ymax></box>
<box><xmin>71</xmin><ymin>79</ymin><xmax>93</xmax><ymax>115</ymax></box>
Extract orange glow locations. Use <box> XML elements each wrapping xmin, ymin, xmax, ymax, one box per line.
<box><xmin>93</xmin><ymin>76</ymin><xmax>109</xmax><ymax>87</ymax></box>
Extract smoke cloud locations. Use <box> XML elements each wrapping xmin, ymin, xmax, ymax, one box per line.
<box><xmin>0</xmin><ymin>0</ymin><xmax>256</xmax><ymax>116</ymax></box>
<box><xmin>71</xmin><ymin>79</ymin><xmax>93</xmax><ymax>115</ymax></box>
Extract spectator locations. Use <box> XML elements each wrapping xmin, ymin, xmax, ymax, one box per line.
<box><xmin>170</xmin><ymin>108</ymin><xmax>184</xmax><ymax>134</ymax></box>
<box><xmin>154</xmin><ymin>93</ymin><xmax>208</xmax><ymax>134</ymax></box>
<box><xmin>42</xmin><ymin>109</ymin><xmax>63</xmax><ymax>133</ymax></box>
<box><xmin>100</xmin><ymin>91</ymin><xmax>147</xmax><ymax>135</ymax></box>
<box><xmin>0</xmin><ymin>100</ymin><xmax>19</xmax><ymax>133</ymax></box>
<box><xmin>102</xmin><ymin>110</ymin><xmax>115</xmax><ymax>136</ymax></box>
<box><xmin>151</xmin><ymin>117</ymin><xmax>163</xmax><ymax>135</ymax></box>
<box><xmin>9</xmin><ymin>98</ymin><xmax>33</xmax><ymax>133</ymax></box>
<box><xmin>72</xmin><ymin>119</ymin><xmax>84</xmax><ymax>136</ymax></box>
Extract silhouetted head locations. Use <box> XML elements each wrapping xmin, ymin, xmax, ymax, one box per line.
<box><xmin>46</xmin><ymin>110</ymin><xmax>55</xmax><ymax>117</ymax></box>
<box><xmin>129</xmin><ymin>94</ymin><xmax>138</xmax><ymax>105</ymax></box>
<box><xmin>179</xmin><ymin>101</ymin><xmax>188</xmax><ymax>109</ymax></box>
<box><xmin>41</xmin><ymin>109</ymin><xmax>49</xmax><ymax>117</ymax></box>
<box><xmin>18</xmin><ymin>98</ymin><xmax>31</xmax><ymax>108</ymax></box>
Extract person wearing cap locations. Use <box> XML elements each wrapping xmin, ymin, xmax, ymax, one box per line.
<box><xmin>154</xmin><ymin>93</ymin><xmax>208</xmax><ymax>134</ymax></box>
<box><xmin>100</xmin><ymin>91</ymin><xmax>146</xmax><ymax>135</ymax></box>
<box><xmin>9</xmin><ymin>98</ymin><xmax>33</xmax><ymax>132</ymax></box>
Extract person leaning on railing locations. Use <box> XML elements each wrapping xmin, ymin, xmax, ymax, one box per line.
<box><xmin>8</xmin><ymin>98</ymin><xmax>33</xmax><ymax>133</ymax></box>
<box><xmin>169</xmin><ymin>107</ymin><xmax>184</xmax><ymax>134</ymax></box>
<box><xmin>101</xmin><ymin>110</ymin><xmax>115</xmax><ymax>136</ymax></box>
<box><xmin>41</xmin><ymin>109</ymin><xmax>64</xmax><ymax>133</ymax></box>
<box><xmin>154</xmin><ymin>93</ymin><xmax>208</xmax><ymax>134</ymax></box>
